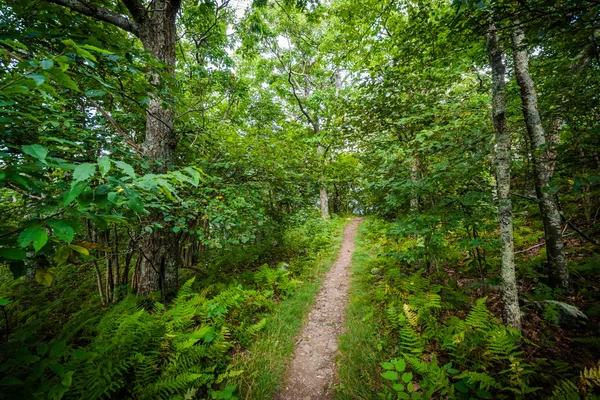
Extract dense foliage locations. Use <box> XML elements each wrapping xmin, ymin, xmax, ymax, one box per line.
<box><xmin>0</xmin><ymin>0</ymin><xmax>599</xmax><ymax>398</ymax></box>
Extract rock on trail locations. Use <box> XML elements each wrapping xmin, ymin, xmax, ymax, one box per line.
<box><xmin>278</xmin><ymin>218</ymin><xmax>362</xmax><ymax>400</ymax></box>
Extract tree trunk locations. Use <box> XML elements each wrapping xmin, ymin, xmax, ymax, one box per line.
<box><xmin>409</xmin><ymin>156</ymin><xmax>420</xmax><ymax>213</ymax></box>
<box><xmin>320</xmin><ymin>185</ymin><xmax>329</xmax><ymax>219</ymax></box>
<box><xmin>44</xmin><ymin>0</ymin><xmax>182</xmax><ymax>296</ymax></box>
<box><xmin>317</xmin><ymin>143</ymin><xmax>329</xmax><ymax>219</ymax></box>
<box><xmin>511</xmin><ymin>24</ymin><xmax>569</xmax><ymax>291</ymax></box>
<box><xmin>487</xmin><ymin>23</ymin><xmax>521</xmax><ymax>330</ymax></box>
<box><xmin>136</xmin><ymin>0</ymin><xmax>180</xmax><ymax>296</ymax></box>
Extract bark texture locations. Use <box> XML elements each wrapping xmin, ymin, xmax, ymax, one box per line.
<box><xmin>409</xmin><ymin>156</ymin><xmax>420</xmax><ymax>213</ymax></box>
<box><xmin>511</xmin><ymin>25</ymin><xmax>569</xmax><ymax>290</ymax></box>
<box><xmin>320</xmin><ymin>185</ymin><xmax>330</xmax><ymax>219</ymax></box>
<box><xmin>135</xmin><ymin>0</ymin><xmax>180</xmax><ymax>296</ymax></box>
<box><xmin>317</xmin><ymin>143</ymin><xmax>330</xmax><ymax>219</ymax></box>
<box><xmin>487</xmin><ymin>23</ymin><xmax>521</xmax><ymax>330</ymax></box>
<box><xmin>137</xmin><ymin>0</ymin><xmax>178</xmax><ymax>169</ymax></box>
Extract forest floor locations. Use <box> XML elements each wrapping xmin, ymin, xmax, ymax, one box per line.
<box><xmin>278</xmin><ymin>218</ymin><xmax>363</xmax><ymax>400</ymax></box>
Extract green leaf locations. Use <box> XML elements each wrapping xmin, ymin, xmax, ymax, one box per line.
<box><xmin>22</xmin><ymin>144</ymin><xmax>48</xmax><ymax>161</ymax></box>
<box><xmin>36</xmin><ymin>342</ymin><xmax>48</xmax><ymax>356</ymax></box>
<box><xmin>63</xmin><ymin>181</ymin><xmax>87</xmax><ymax>205</ymax></box>
<box><xmin>184</xmin><ymin>166</ymin><xmax>204</xmax><ymax>184</ymax></box>
<box><xmin>97</xmin><ymin>156</ymin><xmax>111</xmax><ymax>177</ymax></box>
<box><xmin>54</xmin><ymin>246</ymin><xmax>71</xmax><ymax>265</ymax></box>
<box><xmin>85</xmin><ymin>89</ymin><xmax>106</xmax><ymax>98</ymax></box>
<box><xmin>40</xmin><ymin>59</ymin><xmax>54</xmax><ymax>70</ymax></box>
<box><xmin>381</xmin><ymin>362</ymin><xmax>394</xmax><ymax>370</ymax></box>
<box><xmin>18</xmin><ymin>225</ymin><xmax>48</xmax><ymax>252</ymax></box>
<box><xmin>381</xmin><ymin>371</ymin><xmax>399</xmax><ymax>381</ymax></box>
<box><xmin>407</xmin><ymin>381</ymin><xmax>414</xmax><ymax>392</ymax></box>
<box><xmin>81</xmin><ymin>44</ymin><xmax>113</xmax><ymax>54</ymax></box>
<box><xmin>69</xmin><ymin>244</ymin><xmax>89</xmax><ymax>256</ymax></box>
<box><xmin>61</xmin><ymin>371</ymin><xmax>74</xmax><ymax>387</ymax></box>
<box><xmin>35</xmin><ymin>269</ymin><xmax>53</xmax><ymax>287</ymax></box>
<box><xmin>454</xmin><ymin>381</ymin><xmax>469</xmax><ymax>394</ymax></box>
<box><xmin>0</xmin><ymin>247</ymin><xmax>26</xmax><ymax>260</ymax></box>
<box><xmin>48</xmin><ymin>68</ymin><xmax>79</xmax><ymax>91</ymax></box>
<box><xmin>395</xmin><ymin>359</ymin><xmax>406</xmax><ymax>372</ymax></box>
<box><xmin>393</xmin><ymin>383</ymin><xmax>405</xmax><ymax>392</ymax></box>
<box><xmin>46</xmin><ymin>220</ymin><xmax>75</xmax><ymax>243</ymax></box>
<box><xmin>50</xmin><ymin>340</ymin><xmax>66</xmax><ymax>358</ymax></box>
<box><xmin>402</xmin><ymin>372</ymin><xmax>413</xmax><ymax>383</ymax></box>
<box><xmin>0</xmin><ymin>298</ymin><xmax>9</xmax><ymax>306</ymax></box>
<box><xmin>48</xmin><ymin>361</ymin><xmax>65</xmax><ymax>376</ymax></box>
<box><xmin>73</xmin><ymin>163</ymin><xmax>96</xmax><ymax>182</ymax></box>
<box><xmin>62</xmin><ymin>39</ymin><xmax>96</xmax><ymax>61</ymax></box>
<box><xmin>127</xmin><ymin>196</ymin><xmax>145</xmax><ymax>214</ymax></box>
<box><xmin>397</xmin><ymin>392</ymin><xmax>410</xmax><ymax>400</ymax></box>
<box><xmin>0</xmin><ymin>376</ymin><xmax>23</xmax><ymax>386</ymax></box>
<box><xmin>115</xmin><ymin>160</ymin><xmax>135</xmax><ymax>178</ymax></box>
<box><xmin>27</xmin><ymin>73</ymin><xmax>46</xmax><ymax>86</ymax></box>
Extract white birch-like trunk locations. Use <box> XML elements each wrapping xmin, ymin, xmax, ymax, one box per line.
<box><xmin>511</xmin><ymin>24</ymin><xmax>569</xmax><ymax>291</ymax></box>
<box><xmin>487</xmin><ymin>22</ymin><xmax>521</xmax><ymax>329</ymax></box>
<box><xmin>409</xmin><ymin>156</ymin><xmax>420</xmax><ymax>213</ymax></box>
<box><xmin>317</xmin><ymin>143</ymin><xmax>329</xmax><ymax>219</ymax></box>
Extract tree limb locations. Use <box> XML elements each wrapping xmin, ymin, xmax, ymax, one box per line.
<box><xmin>85</xmin><ymin>96</ymin><xmax>141</xmax><ymax>152</ymax></box>
<box><xmin>121</xmin><ymin>0</ymin><xmax>148</xmax><ymax>25</ymax></box>
<box><xmin>559</xmin><ymin>211</ymin><xmax>598</xmax><ymax>245</ymax></box>
<box><xmin>45</xmin><ymin>0</ymin><xmax>139</xmax><ymax>35</ymax></box>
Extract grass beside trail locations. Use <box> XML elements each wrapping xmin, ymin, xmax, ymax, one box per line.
<box><xmin>229</xmin><ymin>217</ymin><xmax>351</xmax><ymax>400</ymax></box>
<box><xmin>335</xmin><ymin>218</ymin><xmax>384</xmax><ymax>399</ymax></box>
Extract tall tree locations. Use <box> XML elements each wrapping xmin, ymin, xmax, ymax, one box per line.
<box><xmin>511</xmin><ymin>23</ymin><xmax>569</xmax><ymax>290</ymax></box>
<box><xmin>45</xmin><ymin>0</ymin><xmax>182</xmax><ymax>295</ymax></box>
<box><xmin>487</xmin><ymin>21</ymin><xmax>520</xmax><ymax>329</ymax></box>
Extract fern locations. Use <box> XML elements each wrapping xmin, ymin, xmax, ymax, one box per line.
<box><xmin>581</xmin><ymin>361</ymin><xmax>600</xmax><ymax>394</ymax></box>
<box><xmin>399</xmin><ymin>325</ymin><xmax>424</xmax><ymax>355</ymax></box>
<box><xmin>549</xmin><ymin>380</ymin><xmax>581</xmax><ymax>400</ymax></box>
<box><xmin>574</xmin><ymin>337</ymin><xmax>600</xmax><ymax>349</ymax></box>
<box><xmin>455</xmin><ymin>371</ymin><xmax>500</xmax><ymax>391</ymax></box>
<box><xmin>403</xmin><ymin>303</ymin><xmax>419</xmax><ymax>328</ymax></box>
<box><xmin>465</xmin><ymin>297</ymin><xmax>494</xmax><ymax>331</ymax></box>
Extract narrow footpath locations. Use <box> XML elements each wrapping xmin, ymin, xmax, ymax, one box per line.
<box><xmin>279</xmin><ymin>218</ymin><xmax>362</xmax><ymax>400</ymax></box>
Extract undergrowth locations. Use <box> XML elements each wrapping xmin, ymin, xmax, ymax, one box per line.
<box><xmin>0</xmin><ymin>212</ymin><xmax>347</xmax><ymax>399</ymax></box>
<box><xmin>337</xmin><ymin>217</ymin><xmax>600</xmax><ymax>400</ymax></box>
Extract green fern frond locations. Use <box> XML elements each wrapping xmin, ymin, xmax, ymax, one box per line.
<box><xmin>574</xmin><ymin>337</ymin><xmax>600</xmax><ymax>349</ymax></box>
<box><xmin>399</xmin><ymin>325</ymin><xmax>424</xmax><ymax>355</ymax></box>
<box><xmin>455</xmin><ymin>371</ymin><xmax>499</xmax><ymax>390</ymax></box>
<box><xmin>465</xmin><ymin>298</ymin><xmax>494</xmax><ymax>331</ymax></box>
<box><xmin>548</xmin><ymin>379</ymin><xmax>581</xmax><ymax>400</ymax></box>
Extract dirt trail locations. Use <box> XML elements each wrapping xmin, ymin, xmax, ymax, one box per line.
<box><xmin>278</xmin><ymin>218</ymin><xmax>362</xmax><ymax>400</ymax></box>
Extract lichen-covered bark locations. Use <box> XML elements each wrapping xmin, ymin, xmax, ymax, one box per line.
<box><xmin>317</xmin><ymin>143</ymin><xmax>330</xmax><ymax>219</ymax></box>
<box><xmin>511</xmin><ymin>25</ymin><xmax>569</xmax><ymax>290</ymax></box>
<box><xmin>409</xmin><ymin>156</ymin><xmax>420</xmax><ymax>213</ymax></box>
<box><xmin>487</xmin><ymin>23</ymin><xmax>521</xmax><ymax>330</ymax></box>
<box><xmin>320</xmin><ymin>185</ymin><xmax>330</xmax><ymax>219</ymax></box>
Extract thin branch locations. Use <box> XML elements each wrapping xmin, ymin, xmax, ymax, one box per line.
<box><xmin>85</xmin><ymin>96</ymin><xmax>141</xmax><ymax>152</ymax></box>
<box><xmin>559</xmin><ymin>211</ymin><xmax>598</xmax><ymax>245</ymax></box>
